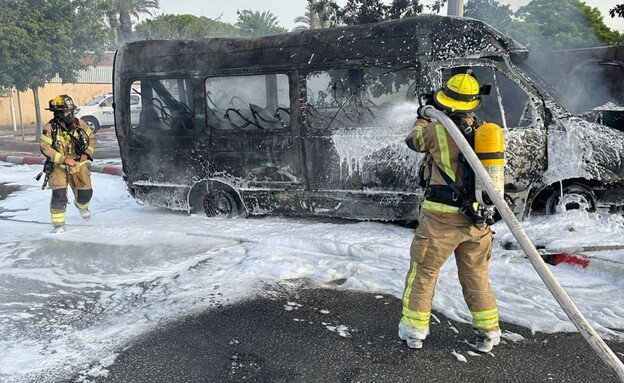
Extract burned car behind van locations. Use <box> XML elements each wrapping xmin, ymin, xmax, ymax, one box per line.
<box><xmin>112</xmin><ymin>15</ymin><xmax>624</xmax><ymax>221</ymax></box>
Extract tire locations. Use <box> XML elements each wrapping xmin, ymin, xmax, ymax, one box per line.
<box><xmin>545</xmin><ymin>183</ymin><xmax>596</xmax><ymax>214</ymax></box>
<box><xmin>82</xmin><ymin>116</ymin><xmax>100</xmax><ymax>132</ymax></box>
<box><xmin>203</xmin><ymin>189</ymin><xmax>238</xmax><ymax>218</ymax></box>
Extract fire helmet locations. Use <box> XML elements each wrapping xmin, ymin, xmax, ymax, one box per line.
<box><xmin>435</xmin><ymin>73</ymin><xmax>484</xmax><ymax>113</ymax></box>
<box><xmin>46</xmin><ymin>94</ymin><xmax>76</xmax><ymax>112</ymax></box>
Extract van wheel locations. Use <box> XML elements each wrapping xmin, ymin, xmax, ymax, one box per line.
<box><xmin>82</xmin><ymin>116</ymin><xmax>100</xmax><ymax>132</ymax></box>
<box><xmin>203</xmin><ymin>189</ymin><xmax>238</xmax><ymax>218</ymax></box>
<box><xmin>546</xmin><ymin>183</ymin><xmax>596</xmax><ymax>214</ymax></box>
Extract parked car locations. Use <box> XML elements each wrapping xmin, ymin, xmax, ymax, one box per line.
<box><xmin>76</xmin><ymin>93</ymin><xmax>141</xmax><ymax>132</ymax></box>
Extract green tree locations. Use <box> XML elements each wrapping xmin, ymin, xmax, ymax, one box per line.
<box><xmin>465</xmin><ymin>0</ymin><xmax>513</xmax><ymax>34</ymax></box>
<box><xmin>235</xmin><ymin>10</ymin><xmax>287</xmax><ymax>37</ymax></box>
<box><xmin>610</xmin><ymin>4</ymin><xmax>624</xmax><ymax>18</ymax></box>
<box><xmin>512</xmin><ymin>0</ymin><xmax>616</xmax><ymax>50</ymax></box>
<box><xmin>608</xmin><ymin>4</ymin><xmax>624</xmax><ymax>44</ymax></box>
<box><xmin>101</xmin><ymin>0</ymin><xmax>159</xmax><ymax>46</ymax></box>
<box><xmin>315</xmin><ymin>0</ymin><xmax>424</xmax><ymax>26</ymax></box>
<box><xmin>0</xmin><ymin>0</ymin><xmax>109</xmax><ymax>137</ymax></box>
<box><xmin>134</xmin><ymin>14</ymin><xmax>239</xmax><ymax>39</ymax></box>
<box><xmin>293</xmin><ymin>0</ymin><xmax>335</xmax><ymax>31</ymax></box>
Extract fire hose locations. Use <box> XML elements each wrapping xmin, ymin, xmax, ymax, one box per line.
<box><xmin>419</xmin><ymin>105</ymin><xmax>624</xmax><ymax>382</ymax></box>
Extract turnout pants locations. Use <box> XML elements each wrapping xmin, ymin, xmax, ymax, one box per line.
<box><xmin>48</xmin><ymin>162</ymin><xmax>93</xmax><ymax>227</ymax></box>
<box><xmin>401</xmin><ymin>214</ymin><xmax>499</xmax><ymax>336</ymax></box>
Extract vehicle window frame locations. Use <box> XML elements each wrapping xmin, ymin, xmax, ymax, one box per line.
<box><xmin>204</xmin><ymin>73</ymin><xmax>291</xmax><ymax>131</ymax></box>
<box><xmin>126</xmin><ymin>76</ymin><xmax>195</xmax><ymax>134</ymax></box>
<box><xmin>431</xmin><ymin>60</ymin><xmax>542</xmax><ymax>130</ymax></box>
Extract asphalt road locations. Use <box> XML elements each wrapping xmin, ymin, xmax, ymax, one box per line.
<box><xmin>84</xmin><ymin>282</ymin><xmax>624</xmax><ymax>383</ymax></box>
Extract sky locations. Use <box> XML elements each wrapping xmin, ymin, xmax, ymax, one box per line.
<box><xmin>157</xmin><ymin>0</ymin><xmax>624</xmax><ymax>32</ymax></box>
<box><xmin>1</xmin><ymin>160</ymin><xmax>623</xmax><ymax>382</ymax></box>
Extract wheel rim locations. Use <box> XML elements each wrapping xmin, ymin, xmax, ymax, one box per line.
<box><xmin>558</xmin><ymin>193</ymin><xmax>593</xmax><ymax>212</ymax></box>
<box><xmin>548</xmin><ymin>185</ymin><xmax>596</xmax><ymax>214</ymax></box>
<box><xmin>203</xmin><ymin>190</ymin><xmax>234</xmax><ymax>217</ymax></box>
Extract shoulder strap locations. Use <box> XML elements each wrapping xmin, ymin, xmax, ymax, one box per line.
<box><xmin>49</xmin><ymin>120</ymin><xmax>59</xmax><ymax>145</ymax></box>
<box><xmin>433</xmin><ymin>162</ymin><xmax>484</xmax><ymax>227</ymax></box>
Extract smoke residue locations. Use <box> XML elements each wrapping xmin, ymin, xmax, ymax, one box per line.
<box><xmin>523</xmin><ymin>46</ymin><xmax>623</xmax><ymax>114</ymax></box>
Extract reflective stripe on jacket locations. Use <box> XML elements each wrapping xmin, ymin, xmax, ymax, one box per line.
<box><xmin>40</xmin><ymin>118</ymin><xmax>96</xmax><ymax>166</ymax></box>
<box><xmin>406</xmin><ymin>118</ymin><xmax>472</xmax><ymax>225</ymax></box>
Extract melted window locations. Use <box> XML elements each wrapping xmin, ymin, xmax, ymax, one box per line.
<box><xmin>205</xmin><ymin>74</ymin><xmax>290</xmax><ymax>130</ymax></box>
<box><xmin>131</xmin><ymin>78</ymin><xmax>195</xmax><ymax>132</ymax></box>
<box><xmin>305</xmin><ymin>66</ymin><xmax>419</xmax><ymax>129</ymax></box>
<box><xmin>442</xmin><ymin>67</ymin><xmax>532</xmax><ymax>129</ymax></box>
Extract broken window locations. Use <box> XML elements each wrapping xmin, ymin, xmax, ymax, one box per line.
<box><xmin>305</xmin><ymin>66</ymin><xmax>420</xmax><ymax>129</ymax></box>
<box><xmin>132</xmin><ymin>78</ymin><xmax>195</xmax><ymax>132</ymax></box>
<box><xmin>442</xmin><ymin>67</ymin><xmax>532</xmax><ymax>129</ymax></box>
<box><xmin>205</xmin><ymin>74</ymin><xmax>290</xmax><ymax>130</ymax></box>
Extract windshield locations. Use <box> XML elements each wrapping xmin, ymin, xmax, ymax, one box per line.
<box><xmin>85</xmin><ymin>95</ymin><xmax>109</xmax><ymax>106</ymax></box>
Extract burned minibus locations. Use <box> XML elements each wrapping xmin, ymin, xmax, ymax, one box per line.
<box><xmin>112</xmin><ymin>15</ymin><xmax>624</xmax><ymax>221</ymax></box>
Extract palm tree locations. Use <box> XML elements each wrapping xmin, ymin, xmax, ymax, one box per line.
<box><xmin>235</xmin><ymin>10</ymin><xmax>287</xmax><ymax>37</ymax></box>
<box><xmin>292</xmin><ymin>0</ymin><xmax>334</xmax><ymax>31</ymax></box>
<box><xmin>102</xmin><ymin>0</ymin><xmax>160</xmax><ymax>45</ymax></box>
<box><xmin>293</xmin><ymin>11</ymin><xmax>312</xmax><ymax>32</ymax></box>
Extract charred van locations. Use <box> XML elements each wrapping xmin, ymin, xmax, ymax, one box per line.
<box><xmin>112</xmin><ymin>15</ymin><xmax>624</xmax><ymax>221</ymax></box>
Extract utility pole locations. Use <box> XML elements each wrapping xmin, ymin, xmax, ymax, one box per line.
<box><xmin>447</xmin><ymin>0</ymin><xmax>464</xmax><ymax>16</ymax></box>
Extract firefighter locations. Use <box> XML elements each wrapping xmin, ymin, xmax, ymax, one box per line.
<box><xmin>40</xmin><ymin>94</ymin><xmax>96</xmax><ymax>233</ymax></box>
<box><xmin>399</xmin><ymin>72</ymin><xmax>501</xmax><ymax>352</ymax></box>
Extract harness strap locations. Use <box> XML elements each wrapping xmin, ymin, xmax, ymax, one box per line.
<box><xmin>432</xmin><ymin>162</ymin><xmax>485</xmax><ymax>227</ymax></box>
<box><xmin>425</xmin><ymin>185</ymin><xmax>462</xmax><ymax>208</ymax></box>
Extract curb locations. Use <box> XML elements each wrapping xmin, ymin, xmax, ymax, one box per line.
<box><xmin>0</xmin><ymin>153</ymin><xmax>123</xmax><ymax>176</ymax></box>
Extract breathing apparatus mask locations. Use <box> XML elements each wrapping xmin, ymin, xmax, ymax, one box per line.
<box><xmin>54</xmin><ymin>110</ymin><xmax>75</xmax><ymax>127</ymax></box>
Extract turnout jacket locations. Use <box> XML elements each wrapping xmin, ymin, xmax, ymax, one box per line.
<box><xmin>40</xmin><ymin>118</ymin><xmax>96</xmax><ymax>167</ymax></box>
<box><xmin>406</xmin><ymin>118</ymin><xmax>475</xmax><ymax>225</ymax></box>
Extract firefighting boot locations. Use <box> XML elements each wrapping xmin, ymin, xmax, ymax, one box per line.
<box><xmin>398</xmin><ymin>321</ymin><xmax>428</xmax><ymax>349</ymax></box>
<box><xmin>75</xmin><ymin>202</ymin><xmax>91</xmax><ymax>219</ymax></box>
<box><xmin>474</xmin><ymin>329</ymin><xmax>501</xmax><ymax>353</ymax></box>
<box><xmin>51</xmin><ymin>225</ymin><xmax>66</xmax><ymax>234</ymax></box>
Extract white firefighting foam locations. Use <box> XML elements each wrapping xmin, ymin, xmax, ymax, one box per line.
<box><xmin>331</xmin><ymin>102</ymin><xmax>422</xmax><ymax>178</ymax></box>
<box><xmin>0</xmin><ymin>162</ymin><xmax>623</xmax><ymax>383</ymax></box>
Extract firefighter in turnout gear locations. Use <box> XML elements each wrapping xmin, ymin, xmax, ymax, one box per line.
<box><xmin>399</xmin><ymin>72</ymin><xmax>502</xmax><ymax>352</ymax></box>
<box><xmin>40</xmin><ymin>94</ymin><xmax>96</xmax><ymax>233</ymax></box>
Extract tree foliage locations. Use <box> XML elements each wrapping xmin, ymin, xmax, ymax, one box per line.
<box><xmin>512</xmin><ymin>0</ymin><xmax>616</xmax><ymax>50</ymax></box>
<box><xmin>235</xmin><ymin>10</ymin><xmax>287</xmax><ymax>37</ymax></box>
<box><xmin>0</xmin><ymin>0</ymin><xmax>109</xmax><ymax>88</ymax></box>
<box><xmin>0</xmin><ymin>0</ymin><xmax>109</xmax><ymax>134</ymax></box>
<box><xmin>100</xmin><ymin>0</ymin><xmax>159</xmax><ymax>46</ymax></box>
<box><xmin>134</xmin><ymin>14</ymin><xmax>239</xmax><ymax>39</ymax></box>
<box><xmin>465</xmin><ymin>0</ymin><xmax>513</xmax><ymax>34</ymax></box>
<box><xmin>293</xmin><ymin>0</ymin><xmax>334</xmax><ymax>31</ymax></box>
<box><xmin>315</xmin><ymin>0</ymin><xmax>424</xmax><ymax>26</ymax></box>
<box><xmin>610</xmin><ymin>4</ymin><xmax>624</xmax><ymax>19</ymax></box>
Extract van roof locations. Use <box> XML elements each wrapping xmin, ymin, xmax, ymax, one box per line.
<box><xmin>117</xmin><ymin>15</ymin><xmax>527</xmax><ymax>75</ymax></box>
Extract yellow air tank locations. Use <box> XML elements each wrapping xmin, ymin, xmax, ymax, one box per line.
<box><xmin>474</xmin><ymin>122</ymin><xmax>505</xmax><ymax>206</ymax></box>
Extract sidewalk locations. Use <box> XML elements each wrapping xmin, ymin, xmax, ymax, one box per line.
<box><xmin>0</xmin><ymin>126</ymin><xmax>123</xmax><ymax>176</ymax></box>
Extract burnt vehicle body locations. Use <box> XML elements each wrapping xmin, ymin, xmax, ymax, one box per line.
<box><xmin>113</xmin><ymin>15</ymin><xmax>624</xmax><ymax>221</ymax></box>
<box><xmin>525</xmin><ymin>46</ymin><xmax>624</xmax><ymax>133</ymax></box>
<box><xmin>523</xmin><ymin>45</ymin><xmax>624</xmax><ymax>212</ymax></box>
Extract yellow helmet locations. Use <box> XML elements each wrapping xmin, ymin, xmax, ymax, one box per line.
<box><xmin>46</xmin><ymin>94</ymin><xmax>76</xmax><ymax>111</ymax></box>
<box><xmin>435</xmin><ymin>73</ymin><xmax>482</xmax><ymax>113</ymax></box>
